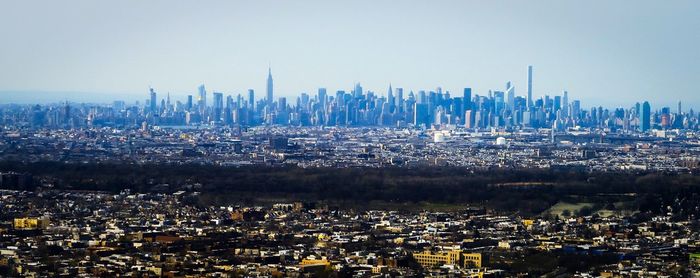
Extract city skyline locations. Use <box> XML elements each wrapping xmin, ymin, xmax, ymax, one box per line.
<box><xmin>4</xmin><ymin>64</ymin><xmax>695</xmax><ymax>134</ymax></box>
<box><xmin>0</xmin><ymin>65</ymin><xmax>695</xmax><ymax>116</ymax></box>
<box><xmin>1</xmin><ymin>1</ymin><xmax>699</xmax><ymax>108</ymax></box>
<box><xmin>1</xmin><ymin>65</ymin><xmax>694</xmax><ymax>117</ymax></box>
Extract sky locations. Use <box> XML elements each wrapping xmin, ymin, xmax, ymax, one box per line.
<box><xmin>1</xmin><ymin>0</ymin><xmax>699</xmax><ymax>110</ymax></box>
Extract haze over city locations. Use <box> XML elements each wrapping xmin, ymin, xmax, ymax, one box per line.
<box><xmin>5</xmin><ymin>1</ymin><xmax>700</xmax><ymax>277</ymax></box>
<box><xmin>1</xmin><ymin>0</ymin><xmax>699</xmax><ymax>109</ymax></box>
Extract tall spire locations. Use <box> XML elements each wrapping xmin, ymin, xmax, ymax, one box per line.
<box><xmin>266</xmin><ymin>66</ymin><xmax>274</xmax><ymax>109</ymax></box>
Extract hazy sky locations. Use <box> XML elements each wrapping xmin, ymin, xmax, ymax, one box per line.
<box><xmin>1</xmin><ymin>0</ymin><xmax>699</xmax><ymax>110</ymax></box>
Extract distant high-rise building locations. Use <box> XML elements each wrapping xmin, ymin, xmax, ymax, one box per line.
<box><xmin>387</xmin><ymin>84</ymin><xmax>395</xmax><ymax>112</ymax></box>
<box><xmin>248</xmin><ymin>89</ymin><xmax>255</xmax><ymax>109</ymax></box>
<box><xmin>396</xmin><ymin>88</ymin><xmax>404</xmax><ymax>112</ymax></box>
<box><xmin>414</xmin><ymin>103</ymin><xmax>429</xmax><ymax>127</ymax></box>
<box><xmin>527</xmin><ymin>65</ymin><xmax>533</xmax><ymax>109</ymax></box>
<box><xmin>198</xmin><ymin>84</ymin><xmax>207</xmax><ymax>114</ymax></box>
<box><xmin>318</xmin><ymin>88</ymin><xmax>327</xmax><ymax>108</ymax></box>
<box><xmin>278</xmin><ymin>97</ymin><xmax>286</xmax><ymax>113</ymax></box>
<box><xmin>213</xmin><ymin>92</ymin><xmax>223</xmax><ymax>122</ymax></box>
<box><xmin>493</xmin><ymin>91</ymin><xmax>505</xmax><ymax>114</ymax></box>
<box><xmin>336</xmin><ymin>90</ymin><xmax>346</xmax><ymax>107</ymax></box>
<box><xmin>464</xmin><ymin>110</ymin><xmax>474</xmax><ymax>129</ymax></box>
<box><xmin>187</xmin><ymin>95</ymin><xmax>193</xmax><ymax>111</ymax></box>
<box><xmin>463</xmin><ymin>88</ymin><xmax>472</xmax><ymax>111</ymax></box>
<box><xmin>641</xmin><ymin>101</ymin><xmax>651</xmax><ymax>132</ymax></box>
<box><xmin>353</xmin><ymin>83</ymin><xmax>363</xmax><ymax>98</ymax></box>
<box><xmin>572</xmin><ymin>100</ymin><xmax>581</xmax><ymax>120</ymax></box>
<box><xmin>266</xmin><ymin>67</ymin><xmax>274</xmax><ymax>109</ymax></box>
<box><xmin>562</xmin><ymin>91</ymin><xmax>569</xmax><ymax>117</ymax></box>
<box><xmin>505</xmin><ymin>82</ymin><xmax>515</xmax><ymax>112</ymax></box>
<box><xmin>149</xmin><ymin>88</ymin><xmax>157</xmax><ymax>113</ymax></box>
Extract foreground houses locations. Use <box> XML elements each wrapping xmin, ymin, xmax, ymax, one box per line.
<box><xmin>0</xmin><ymin>189</ymin><xmax>699</xmax><ymax>277</ymax></box>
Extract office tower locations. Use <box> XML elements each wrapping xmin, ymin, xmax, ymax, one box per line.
<box><xmin>266</xmin><ymin>67</ymin><xmax>274</xmax><ymax>109</ymax></box>
<box><xmin>661</xmin><ymin>107</ymin><xmax>671</xmax><ymax>128</ymax></box>
<box><xmin>380</xmin><ymin>102</ymin><xmax>391</xmax><ymax>125</ymax></box>
<box><xmin>434</xmin><ymin>108</ymin><xmax>446</xmax><ymax>125</ymax></box>
<box><xmin>562</xmin><ymin>91</ymin><xmax>569</xmax><ymax>117</ymax></box>
<box><xmin>414</xmin><ymin>103</ymin><xmax>429</xmax><ymax>127</ymax></box>
<box><xmin>213</xmin><ymin>92</ymin><xmax>223</xmax><ymax>122</ymax></box>
<box><xmin>387</xmin><ymin>84</ymin><xmax>395</xmax><ymax>112</ymax></box>
<box><xmin>225</xmin><ymin>95</ymin><xmax>234</xmax><ymax>125</ymax></box>
<box><xmin>345</xmin><ymin>101</ymin><xmax>356</xmax><ymax>125</ymax></box>
<box><xmin>463</xmin><ymin>88</ymin><xmax>472</xmax><ymax>111</ymax></box>
<box><xmin>418</xmin><ymin>90</ymin><xmax>427</xmax><ymax>104</ymax></box>
<box><xmin>452</xmin><ymin>97</ymin><xmax>463</xmax><ymax>123</ymax></box>
<box><xmin>494</xmin><ymin>91</ymin><xmax>505</xmax><ymax>114</ymax></box>
<box><xmin>334</xmin><ymin>90</ymin><xmax>344</xmax><ymax>106</ymax></box>
<box><xmin>506</xmin><ymin>82</ymin><xmax>515</xmax><ymax>112</ymax></box>
<box><xmin>300</xmin><ymin>93</ymin><xmax>309</xmax><ymax>111</ymax></box>
<box><xmin>198</xmin><ymin>84</ymin><xmax>207</xmax><ymax>113</ymax></box>
<box><xmin>113</xmin><ymin>100</ymin><xmax>125</xmax><ymax>111</ymax></box>
<box><xmin>353</xmin><ymin>83</ymin><xmax>363</xmax><ymax>98</ymax></box>
<box><xmin>641</xmin><ymin>101</ymin><xmax>651</xmax><ymax>132</ymax></box>
<box><xmin>278</xmin><ymin>97</ymin><xmax>286</xmax><ymax>111</ymax></box>
<box><xmin>527</xmin><ymin>65</ymin><xmax>533</xmax><ymax>109</ymax></box>
<box><xmin>572</xmin><ymin>100</ymin><xmax>581</xmax><ymax>120</ymax></box>
<box><xmin>149</xmin><ymin>88</ymin><xmax>157</xmax><ymax>113</ymax></box>
<box><xmin>187</xmin><ymin>95</ymin><xmax>193</xmax><ymax>111</ymax></box>
<box><xmin>318</xmin><ymin>88</ymin><xmax>327</xmax><ymax>108</ymax></box>
<box><xmin>248</xmin><ymin>89</ymin><xmax>255</xmax><ymax>109</ymax></box>
<box><xmin>464</xmin><ymin>110</ymin><xmax>474</xmax><ymax>129</ymax></box>
<box><xmin>678</xmin><ymin>101</ymin><xmax>682</xmax><ymax>114</ymax></box>
<box><xmin>396</xmin><ymin>88</ymin><xmax>404</xmax><ymax>112</ymax></box>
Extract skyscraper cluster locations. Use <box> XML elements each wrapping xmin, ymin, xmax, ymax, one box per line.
<box><xmin>6</xmin><ymin>66</ymin><xmax>698</xmax><ymax>132</ymax></box>
<box><xmin>139</xmin><ymin>66</ymin><xmax>695</xmax><ymax>132</ymax></box>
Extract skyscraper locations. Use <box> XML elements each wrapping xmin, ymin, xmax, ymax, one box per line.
<box><xmin>641</xmin><ymin>101</ymin><xmax>651</xmax><ymax>132</ymax></box>
<box><xmin>505</xmin><ymin>82</ymin><xmax>515</xmax><ymax>112</ymax></box>
<box><xmin>414</xmin><ymin>103</ymin><xmax>429</xmax><ymax>127</ymax></box>
<box><xmin>527</xmin><ymin>65</ymin><xmax>533</xmax><ymax>109</ymax></box>
<box><xmin>464</xmin><ymin>110</ymin><xmax>474</xmax><ymax>129</ymax></box>
<box><xmin>353</xmin><ymin>83</ymin><xmax>363</xmax><ymax>98</ymax></box>
<box><xmin>318</xmin><ymin>88</ymin><xmax>327</xmax><ymax>109</ymax></box>
<box><xmin>396</xmin><ymin>88</ymin><xmax>404</xmax><ymax>113</ymax></box>
<box><xmin>213</xmin><ymin>92</ymin><xmax>223</xmax><ymax>122</ymax></box>
<box><xmin>562</xmin><ymin>90</ymin><xmax>569</xmax><ymax>117</ymax></box>
<box><xmin>198</xmin><ymin>84</ymin><xmax>207</xmax><ymax>114</ymax></box>
<box><xmin>387</xmin><ymin>84</ymin><xmax>395</xmax><ymax>112</ymax></box>
<box><xmin>463</xmin><ymin>88</ymin><xmax>472</xmax><ymax>111</ymax></box>
<box><xmin>248</xmin><ymin>89</ymin><xmax>255</xmax><ymax>109</ymax></box>
<box><xmin>266</xmin><ymin>67</ymin><xmax>274</xmax><ymax>109</ymax></box>
<box><xmin>149</xmin><ymin>87</ymin><xmax>157</xmax><ymax>113</ymax></box>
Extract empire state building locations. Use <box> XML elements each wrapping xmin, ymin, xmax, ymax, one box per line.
<box><xmin>266</xmin><ymin>67</ymin><xmax>274</xmax><ymax>110</ymax></box>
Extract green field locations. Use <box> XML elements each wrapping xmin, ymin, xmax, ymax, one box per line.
<box><xmin>543</xmin><ymin>201</ymin><xmax>636</xmax><ymax>218</ymax></box>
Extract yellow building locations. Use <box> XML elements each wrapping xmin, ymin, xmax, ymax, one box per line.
<box><xmin>13</xmin><ymin>216</ymin><xmax>49</xmax><ymax>230</ymax></box>
<box><xmin>300</xmin><ymin>258</ymin><xmax>330</xmax><ymax>267</ymax></box>
<box><xmin>412</xmin><ymin>250</ymin><xmax>481</xmax><ymax>269</ymax></box>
